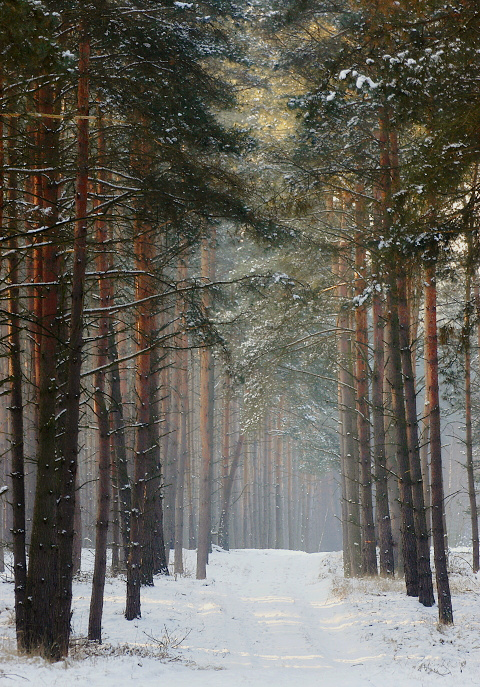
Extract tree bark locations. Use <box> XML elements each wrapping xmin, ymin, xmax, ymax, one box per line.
<box><xmin>108</xmin><ymin>323</ymin><xmax>131</xmax><ymax>563</ymax></box>
<box><xmin>337</xmin><ymin>241</ymin><xmax>362</xmax><ymax>576</ymax></box>
<box><xmin>385</xmin><ymin>272</ymin><xmax>419</xmax><ymax>597</ymax></box>
<box><xmin>354</xmin><ymin>219</ymin><xmax>377</xmax><ymax>576</ymax></box>
<box><xmin>397</xmin><ymin>271</ymin><xmax>434</xmax><ymax>606</ymax></box>
<box><xmin>174</xmin><ymin>258</ymin><xmax>189</xmax><ymax>573</ymax></box>
<box><xmin>196</xmin><ymin>233</ymin><xmax>215</xmax><ymax>579</ymax></box>
<box><xmin>54</xmin><ymin>36</ymin><xmax>91</xmax><ymax>657</ymax></box>
<box><xmin>218</xmin><ymin>375</ymin><xmax>231</xmax><ymax>550</ymax></box>
<box><xmin>6</xmin><ymin>119</ymin><xmax>27</xmax><ymax>647</ymax></box>
<box><xmin>274</xmin><ymin>400</ymin><xmax>284</xmax><ymax>550</ymax></box>
<box><xmin>424</xmin><ymin>261</ymin><xmax>453</xmax><ymax>624</ymax></box>
<box><xmin>371</xmin><ymin>283</ymin><xmax>395</xmax><ymax>576</ymax></box>
<box><xmin>465</xmin><ymin>264</ymin><xmax>479</xmax><ymax>572</ymax></box>
<box><xmin>88</xmin><ymin>114</ymin><xmax>112</xmax><ymax>641</ymax></box>
<box><xmin>125</xmin><ymin>208</ymin><xmax>155</xmax><ymax>615</ymax></box>
<box><xmin>24</xmin><ymin>82</ymin><xmax>62</xmax><ymax>658</ymax></box>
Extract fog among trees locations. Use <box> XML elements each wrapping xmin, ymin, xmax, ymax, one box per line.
<box><xmin>1</xmin><ymin>0</ymin><xmax>480</xmax><ymax>667</ymax></box>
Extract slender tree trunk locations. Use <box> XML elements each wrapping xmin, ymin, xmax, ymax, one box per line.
<box><xmin>397</xmin><ymin>271</ymin><xmax>434</xmax><ymax>606</ymax></box>
<box><xmin>109</xmin><ymin>323</ymin><xmax>131</xmax><ymax>562</ymax></box>
<box><xmin>54</xmin><ymin>37</ymin><xmax>91</xmax><ymax>657</ymax></box>
<box><xmin>274</xmin><ymin>400</ymin><xmax>284</xmax><ymax>549</ymax></box>
<box><xmin>125</xmin><ymin>206</ymin><xmax>155</xmax><ymax>616</ymax></box>
<box><xmin>385</xmin><ymin>272</ymin><xmax>419</xmax><ymax>597</ymax></box>
<box><xmin>464</xmin><ymin>258</ymin><xmax>479</xmax><ymax>572</ymax></box>
<box><xmin>196</xmin><ymin>233</ymin><xmax>215</xmax><ymax>579</ymax></box>
<box><xmin>146</xmin><ymin>352</ymin><xmax>168</xmax><ymax>576</ymax></box>
<box><xmin>371</xmin><ymin>283</ymin><xmax>395</xmax><ymax>576</ymax></box>
<box><xmin>186</xmin><ymin>395</ymin><xmax>196</xmax><ymax>549</ymax></box>
<box><xmin>286</xmin><ymin>439</ymin><xmax>294</xmax><ymax>550</ymax></box>
<box><xmin>88</xmin><ymin>115</ymin><xmax>112</xmax><ymax>641</ymax></box>
<box><xmin>6</xmin><ymin>120</ymin><xmax>27</xmax><ymax>647</ymax></box>
<box><xmin>420</xmin><ymin>367</ymin><xmax>432</xmax><ymax>553</ymax></box>
<box><xmin>354</xmin><ymin>218</ymin><xmax>377</xmax><ymax>576</ymax></box>
<box><xmin>217</xmin><ymin>435</ymin><xmax>245</xmax><ymax>549</ymax></box>
<box><xmin>218</xmin><ymin>375</ymin><xmax>231</xmax><ymax>550</ymax></box>
<box><xmin>425</xmin><ymin>261</ymin><xmax>453</xmax><ymax>624</ymax></box>
<box><xmin>174</xmin><ymin>258</ymin><xmax>189</xmax><ymax>573</ymax></box>
<box><xmin>337</xmin><ymin>243</ymin><xmax>362</xmax><ymax>576</ymax></box>
<box><xmin>24</xmin><ymin>82</ymin><xmax>62</xmax><ymax>658</ymax></box>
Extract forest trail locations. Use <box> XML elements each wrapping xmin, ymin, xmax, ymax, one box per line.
<box><xmin>178</xmin><ymin>549</ymin><xmax>364</xmax><ymax>675</ymax></box>
<box><xmin>1</xmin><ymin>548</ymin><xmax>479</xmax><ymax>686</ymax></box>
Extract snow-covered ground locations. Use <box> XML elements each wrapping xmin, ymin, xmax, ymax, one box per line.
<box><xmin>1</xmin><ymin>547</ymin><xmax>480</xmax><ymax>685</ymax></box>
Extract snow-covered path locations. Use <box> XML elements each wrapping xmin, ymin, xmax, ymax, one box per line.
<box><xmin>174</xmin><ymin>549</ymin><xmax>370</xmax><ymax>676</ymax></box>
<box><xmin>1</xmin><ymin>548</ymin><xmax>480</xmax><ymax>686</ymax></box>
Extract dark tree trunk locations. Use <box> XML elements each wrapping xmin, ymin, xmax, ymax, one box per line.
<box><xmin>354</xmin><ymin>218</ymin><xmax>377</xmax><ymax>576</ymax></box>
<box><xmin>142</xmin><ymin>350</ymin><xmax>168</xmax><ymax>581</ymax></box>
<box><xmin>466</xmin><ymin>262</ymin><xmax>479</xmax><ymax>572</ymax></box>
<box><xmin>218</xmin><ymin>436</ymin><xmax>245</xmax><ymax>550</ymax></box>
<box><xmin>54</xmin><ymin>36</ymin><xmax>91</xmax><ymax>658</ymax></box>
<box><xmin>108</xmin><ymin>323</ymin><xmax>131</xmax><ymax>563</ymax></box>
<box><xmin>126</xmin><ymin>212</ymin><xmax>155</xmax><ymax>616</ymax></box>
<box><xmin>397</xmin><ymin>271</ymin><xmax>434</xmax><ymax>606</ymax></box>
<box><xmin>6</xmin><ymin>121</ymin><xmax>27</xmax><ymax>647</ymax></box>
<box><xmin>337</xmin><ymin>241</ymin><xmax>362</xmax><ymax>576</ymax></box>
<box><xmin>148</xmin><ymin>360</ymin><xmax>168</xmax><ymax>575</ymax></box>
<box><xmin>88</xmin><ymin>116</ymin><xmax>112</xmax><ymax>641</ymax></box>
<box><xmin>24</xmin><ymin>82</ymin><xmax>62</xmax><ymax>658</ymax></box>
<box><xmin>425</xmin><ymin>261</ymin><xmax>453</xmax><ymax>625</ymax></box>
<box><xmin>385</xmin><ymin>271</ymin><xmax>419</xmax><ymax>597</ymax></box>
<box><xmin>371</xmin><ymin>283</ymin><xmax>395</xmax><ymax>576</ymax></box>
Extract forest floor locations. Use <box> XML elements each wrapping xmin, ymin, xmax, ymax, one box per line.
<box><xmin>0</xmin><ymin>547</ymin><xmax>479</xmax><ymax>685</ymax></box>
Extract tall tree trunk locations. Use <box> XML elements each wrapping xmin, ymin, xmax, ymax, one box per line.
<box><xmin>108</xmin><ymin>323</ymin><xmax>131</xmax><ymax>562</ymax></box>
<box><xmin>142</xmin><ymin>348</ymin><xmax>168</xmax><ymax>578</ymax></box>
<box><xmin>424</xmin><ymin>261</ymin><xmax>453</xmax><ymax>624</ymax></box>
<box><xmin>218</xmin><ymin>374</ymin><xmax>231</xmax><ymax>550</ymax></box>
<box><xmin>397</xmin><ymin>271</ymin><xmax>434</xmax><ymax>606</ymax></box>
<box><xmin>125</xmin><ymin>209</ymin><xmax>155</xmax><ymax>616</ymax></box>
<box><xmin>217</xmin><ymin>435</ymin><xmax>245</xmax><ymax>550</ymax></box>
<box><xmin>337</xmin><ymin>243</ymin><xmax>362</xmax><ymax>576</ymax></box>
<box><xmin>24</xmin><ymin>82</ymin><xmax>62</xmax><ymax>658</ymax></box>
<box><xmin>6</xmin><ymin>119</ymin><xmax>27</xmax><ymax>647</ymax></box>
<box><xmin>354</xmin><ymin>215</ymin><xmax>377</xmax><ymax>576</ymax></box>
<box><xmin>54</xmin><ymin>36</ymin><xmax>91</xmax><ymax>657</ymax></box>
<box><xmin>274</xmin><ymin>400</ymin><xmax>284</xmax><ymax>549</ymax></box>
<box><xmin>470</xmin><ymin>280</ymin><xmax>480</xmax><ymax>572</ymax></box>
<box><xmin>88</xmin><ymin>115</ymin><xmax>112</xmax><ymax>641</ymax></box>
<box><xmin>196</xmin><ymin>233</ymin><xmax>215</xmax><ymax>579</ymax></box>
<box><xmin>174</xmin><ymin>257</ymin><xmax>189</xmax><ymax>573</ymax></box>
<box><xmin>385</xmin><ymin>271</ymin><xmax>419</xmax><ymax>597</ymax></box>
<box><xmin>371</xmin><ymin>282</ymin><xmax>395</xmax><ymax>576</ymax></box>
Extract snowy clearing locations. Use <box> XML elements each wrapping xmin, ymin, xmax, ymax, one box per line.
<box><xmin>1</xmin><ymin>548</ymin><xmax>479</xmax><ymax>686</ymax></box>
